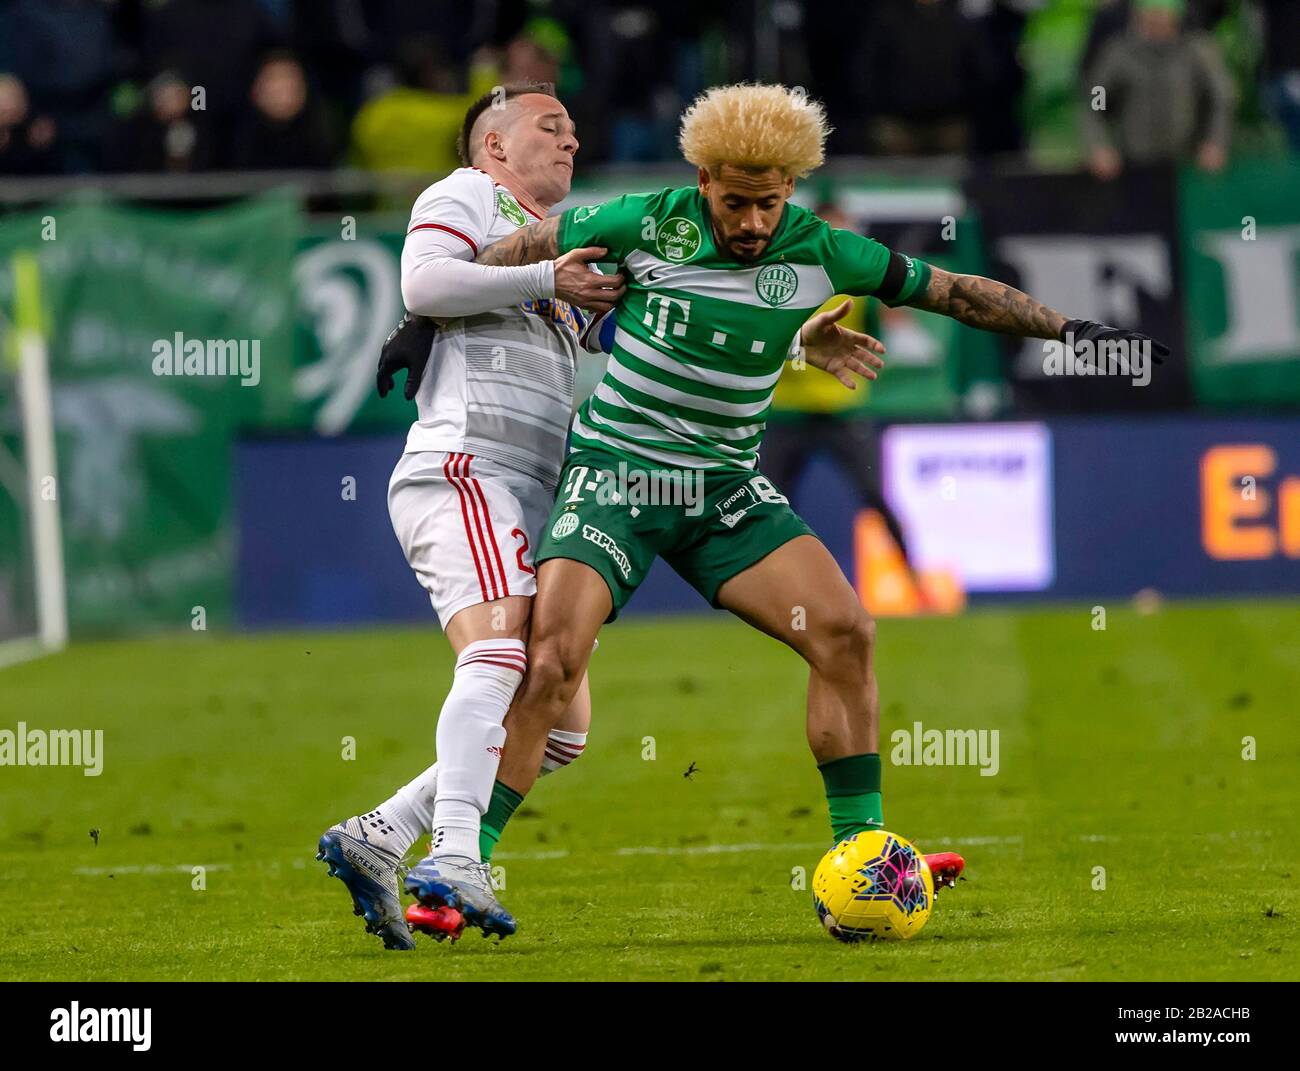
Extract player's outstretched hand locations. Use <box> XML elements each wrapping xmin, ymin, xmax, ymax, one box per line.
<box><xmin>797</xmin><ymin>300</ymin><xmax>886</xmax><ymax>388</ymax></box>
<box><xmin>1061</xmin><ymin>319</ymin><xmax>1169</xmax><ymax>365</ymax></box>
<box><xmin>554</xmin><ymin>246</ymin><xmax>626</xmax><ymax>309</ymax></box>
<box><xmin>377</xmin><ymin>313</ymin><xmax>438</xmax><ymax>400</ymax></box>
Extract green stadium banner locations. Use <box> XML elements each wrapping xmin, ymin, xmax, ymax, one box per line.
<box><xmin>283</xmin><ymin>221</ymin><xmax>413</xmax><ymax>435</ymax></box>
<box><xmin>1181</xmin><ymin>158</ymin><xmax>1300</xmax><ymax>406</ymax></box>
<box><xmin>0</xmin><ymin>195</ymin><xmax>297</xmax><ymax>634</ymax></box>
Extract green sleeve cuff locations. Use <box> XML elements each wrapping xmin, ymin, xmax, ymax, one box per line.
<box><xmin>891</xmin><ymin>257</ymin><xmax>931</xmax><ymax>306</ymax></box>
<box><xmin>555</xmin><ymin>208</ymin><xmax>573</xmax><ymax>255</ymax></box>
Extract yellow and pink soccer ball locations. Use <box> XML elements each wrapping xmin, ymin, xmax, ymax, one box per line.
<box><xmin>812</xmin><ymin>830</ymin><xmax>934</xmax><ymax>942</ymax></box>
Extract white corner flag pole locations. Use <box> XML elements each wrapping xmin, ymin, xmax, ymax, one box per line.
<box><xmin>13</xmin><ymin>251</ymin><xmax>67</xmax><ymax>653</ymax></box>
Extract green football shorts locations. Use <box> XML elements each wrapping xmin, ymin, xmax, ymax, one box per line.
<box><xmin>535</xmin><ymin>447</ymin><xmax>815</xmax><ymax>620</ymax></box>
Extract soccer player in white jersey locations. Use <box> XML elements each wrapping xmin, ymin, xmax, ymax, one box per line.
<box><xmin>415</xmin><ymin>83</ymin><xmax>1167</xmax><ymax>931</ymax></box>
<box><xmin>317</xmin><ymin>83</ymin><xmax>624</xmax><ymax>948</ymax></box>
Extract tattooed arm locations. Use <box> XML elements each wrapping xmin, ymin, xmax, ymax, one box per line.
<box><xmin>907</xmin><ymin>266</ymin><xmax>1066</xmax><ymax>340</ymax></box>
<box><xmin>905</xmin><ymin>265</ymin><xmax>1169</xmax><ymax>360</ymax></box>
<box><xmin>474</xmin><ymin>216</ymin><xmax>626</xmax><ymax>308</ymax></box>
<box><xmin>473</xmin><ymin>217</ymin><xmax>561</xmax><ymax>266</ymax></box>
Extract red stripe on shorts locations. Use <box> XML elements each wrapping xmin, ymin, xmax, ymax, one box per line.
<box><xmin>445</xmin><ymin>452</ymin><xmax>489</xmax><ymax>603</ymax></box>
<box><xmin>467</xmin><ymin>468</ymin><xmax>510</xmax><ymax>598</ymax></box>
<box><xmin>452</xmin><ymin>453</ymin><xmax>500</xmax><ymax>600</ymax></box>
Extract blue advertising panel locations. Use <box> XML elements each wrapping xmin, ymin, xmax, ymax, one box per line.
<box><xmin>1049</xmin><ymin>417</ymin><xmax>1300</xmax><ymax>598</ymax></box>
<box><xmin>235</xmin><ymin>417</ymin><xmax>1300</xmax><ymax>629</ymax></box>
<box><xmin>236</xmin><ymin>437</ymin><xmax>429</xmax><ymax>628</ymax></box>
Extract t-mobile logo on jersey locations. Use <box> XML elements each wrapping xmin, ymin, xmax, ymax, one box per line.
<box><xmin>642</xmin><ymin>293</ymin><xmax>691</xmax><ymax>349</ymax></box>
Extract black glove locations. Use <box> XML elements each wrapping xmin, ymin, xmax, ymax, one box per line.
<box><xmin>1061</xmin><ymin>319</ymin><xmax>1168</xmax><ymax>365</ymax></box>
<box><xmin>377</xmin><ymin>313</ymin><xmax>438</xmax><ymax>400</ymax></box>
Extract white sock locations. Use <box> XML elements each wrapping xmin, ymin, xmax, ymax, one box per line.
<box><xmin>366</xmin><ymin>726</ymin><xmax>587</xmax><ymax>859</ymax></box>
<box><xmin>540</xmin><ymin>729</ymin><xmax>588</xmax><ymax>776</ymax></box>
<box><xmin>363</xmin><ymin>760</ymin><xmax>440</xmax><ymax>858</ymax></box>
<box><xmin>430</xmin><ymin>638</ymin><xmax>526</xmax><ymax>860</ymax></box>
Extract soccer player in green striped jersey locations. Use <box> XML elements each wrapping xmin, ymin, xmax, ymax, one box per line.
<box><xmin>412</xmin><ymin>83</ymin><xmax>1165</xmax><ymax>926</ymax></box>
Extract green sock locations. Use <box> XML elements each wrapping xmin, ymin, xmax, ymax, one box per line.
<box><xmin>819</xmin><ymin>753</ymin><xmax>883</xmax><ymax>844</ymax></box>
<box><xmin>479</xmin><ymin>779</ymin><xmax>524</xmax><ymax>861</ymax></box>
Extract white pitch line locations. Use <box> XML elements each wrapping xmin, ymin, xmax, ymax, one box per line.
<box><xmin>1076</xmin><ymin>830</ymin><xmax>1273</xmax><ymax>844</ymax></box>
<box><xmin>53</xmin><ymin>829</ymin><xmax>1273</xmax><ymax>878</ymax></box>
<box><xmin>0</xmin><ymin>636</ymin><xmax>48</xmax><ymax>670</ymax></box>
<box><xmin>616</xmin><ymin>841</ymin><xmax>824</xmax><ymax>857</ymax></box>
<box><xmin>492</xmin><ymin>849</ymin><xmax>571</xmax><ymax>861</ymax></box>
<box><xmin>614</xmin><ymin>834</ymin><xmax>1024</xmax><ymax>857</ymax></box>
<box><xmin>72</xmin><ymin>864</ymin><xmax>231</xmax><ymax>876</ymax></box>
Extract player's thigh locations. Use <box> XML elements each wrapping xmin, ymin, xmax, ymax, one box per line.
<box><xmin>389</xmin><ymin>450</ymin><xmax>546</xmax><ymax>644</ymax></box>
<box><xmin>527</xmin><ymin>557</ymin><xmax>611</xmax><ymax>682</ymax></box>
<box><xmin>444</xmin><ymin>595</ymin><xmax>532</xmax><ymax>654</ymax></box>
<box><xmin>715</xmin><ymin>533</ymin><xmax>868</xmax><ymax>660</ymax></box>
<box><xmin>666</xmin><ymin>468</ymin><xmax>816</xmax><ymax>633</ymax></box>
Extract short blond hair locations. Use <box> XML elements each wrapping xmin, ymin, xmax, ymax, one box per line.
<box><xmin>678</xmin><ymin>83</ymin><xmax>829</xmax><ymax>179</ymax></box>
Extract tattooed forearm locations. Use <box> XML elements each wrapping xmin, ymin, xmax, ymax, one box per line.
<box><xmin>473</xmin><ymin>216</ymin><xmax>560</xmax><ymax>267</ymax></box>
<box><xmin>910</xmin><ymin>267</ymin><xmax>1066</xmax><ymax>340</ymax></box>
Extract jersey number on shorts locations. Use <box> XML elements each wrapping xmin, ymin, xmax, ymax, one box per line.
<box><xmin>511</xmin><ymin>527</ymin><xmax>535</xmax><ymax>575</ymax></box>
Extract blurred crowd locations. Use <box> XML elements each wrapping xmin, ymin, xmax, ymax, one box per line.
<box><xmin>0</xmin><ymin>0</ymin><xmax>1297</xmax><ymax>179</ymax></box>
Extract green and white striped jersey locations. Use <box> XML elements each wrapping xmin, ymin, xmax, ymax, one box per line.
<box><xmin>558</xmin><ymin>185</ymin><xmax>930</xmax><ymax>471</ymax></box>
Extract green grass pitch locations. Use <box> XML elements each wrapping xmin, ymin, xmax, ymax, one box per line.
<box><xmin>0</xmin><ymin>601</ymin><xmax>1296</xmax><ymax>981</ymax></box>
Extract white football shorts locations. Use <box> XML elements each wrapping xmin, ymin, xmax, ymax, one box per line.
<box><xmin>388</xmin><ymin>450</ymin><xmax>554</xmax><ymax>627</ymax></box>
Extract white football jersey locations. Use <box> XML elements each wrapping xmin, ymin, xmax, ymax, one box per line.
<box><xmin>402</xmin><ymin>167</ymin><xmax>584</xmax><ymax>490</ymax></box>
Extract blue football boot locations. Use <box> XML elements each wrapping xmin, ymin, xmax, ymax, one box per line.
<box><xmin>317</xmin><ymin>817</ymin><xmax>416</xmax><ymax>951</ymax></box>
<box><xmin>404</xmin><ymin>854</ymin><xmax>517</xmax><ymax>939</ymax></box>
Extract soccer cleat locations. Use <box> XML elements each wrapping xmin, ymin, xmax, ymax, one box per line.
<box><xmin>404</xmin><ymin>854</ymin><xmax>517</xmax><ymax>939</ymax></box>
<box><xmin>405</xmin><ymin>903</ymin><xmax>466</xmax><ymax>942</ymax></box>
<box><xmin>923</xmin><ymin>851</ymin><xmax>965</xmax><ymax>893</ymax></box>
<box><xmin>317</xmin><ymin>818</ymin><xmax>416</xmax><ymax>951</ymax></box>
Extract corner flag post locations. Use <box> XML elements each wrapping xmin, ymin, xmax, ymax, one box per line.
<box><xmin>11</xmin><ymin>250</ymin><xmax>67</xmax><ymax>654</ymax></box>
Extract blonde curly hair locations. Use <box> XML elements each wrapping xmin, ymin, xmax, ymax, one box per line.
<box><xmin>678</xmin><ymin>83</ymin><xmax>830</xmax><ymax>179</ymax></box>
